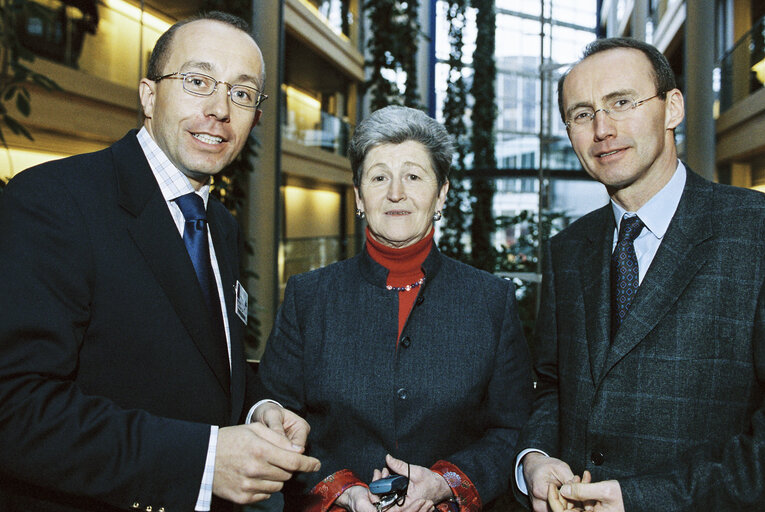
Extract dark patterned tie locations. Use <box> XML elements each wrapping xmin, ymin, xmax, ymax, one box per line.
<box><xmin>611</xmin><ymin>214</ymin><xmax>644</xmax><ymax>339</ymax></box>
<box><xmin>175</xmin><ymin>193</ymin><xmax>229</xmax><ymax>376</ymax></box>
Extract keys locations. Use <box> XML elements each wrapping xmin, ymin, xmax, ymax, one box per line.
<box><xmin>375</xmin><ymin>492</ymin><xmax>405</xmax><ymax>512</ymax></box>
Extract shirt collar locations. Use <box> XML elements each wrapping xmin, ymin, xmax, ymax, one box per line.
<box><xmin>136</xmin><ymin>127</ymin><xmax>210</xmax><ymax>206</ymax></box>
<box><xmin>611</xmin><ymin>160</ymin><xmax>686</xmax><ymax>240</ymax></box>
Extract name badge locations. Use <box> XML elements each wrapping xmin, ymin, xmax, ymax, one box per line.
<box><xmin>234</xmin><ymin>281</ymin><xmax>248</xmax><ymax>325</ymax></box>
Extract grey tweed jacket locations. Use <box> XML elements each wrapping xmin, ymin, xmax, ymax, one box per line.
<box><xmin>515</xmin><ymin>169</ymin><xmax>765</xmax><ymax>511</ymax></box>
<box><xmin>258</xmin><ymin>244</ymin><xmax>533</xmax><ymax>508</ymax></box>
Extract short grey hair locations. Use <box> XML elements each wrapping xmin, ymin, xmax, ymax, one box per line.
<box><xmin>348</xmin><ymin>106</ymin><xmax>454</xmax><ymax>189</ymax></box>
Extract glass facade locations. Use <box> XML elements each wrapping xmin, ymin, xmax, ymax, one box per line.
<box><xmin>434</xmin><ymin>0</ymin><xmax>607</xmax><ymax>258</ymax></box>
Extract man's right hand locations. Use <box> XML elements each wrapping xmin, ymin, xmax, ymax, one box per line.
<box><xmin>522</xmin><ymin>452</ymin><xmax>575</xmax><ymax>512</ymax></box>
<box><xmin>213</xmin><ymin>422</ymin><xmax>321</xmax><ymax>504</ymax></box>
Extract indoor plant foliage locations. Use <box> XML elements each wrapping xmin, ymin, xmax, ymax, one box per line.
<box><xmin>438</xmin><ymin>0</ymin><xmax>470</xmax><ymax>261</ymax></box>
<box><xmin>0</xmin><ymin>0</ymin><xmax>61</xmax><ymax>184</ymax></box>
<box><xmin>364</xmin><ymin>0</ymin><xmax>421</xmax><ymax>110</ymax></box>
<box><xmin>469</xmin><ymin>0</ymin><xmax>497</xmax><ymax>272</ymax></box>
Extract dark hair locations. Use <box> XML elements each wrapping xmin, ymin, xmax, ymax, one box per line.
<box><xmin>557</xmin><ymin>37</ymin><xmax>677</xmax><ymax>121</ymax></box>
<box><xmin>348</xmin><ymin>106</ymin><xmax>454</xmax><ymax>189</ymax></box>
<box><xmin>147</xmin><ymin>11</ymin><xmax>263</xmax><ymax>86</ymax></box>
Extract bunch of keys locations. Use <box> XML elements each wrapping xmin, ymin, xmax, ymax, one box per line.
<box><xmin>369</xmin><ymin>473</ymin><xmax>409</xmax><ymax>512</ymax></box>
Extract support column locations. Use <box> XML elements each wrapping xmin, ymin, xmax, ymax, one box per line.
<box><xmin>247</xmin><ymin>3</ymin><xmax>284</xmax><ymax>358</ymax></box>
<box><xmin>607</xmin><ymin>3</ymin><xmax>618</xmax><ymax>38</ymax></box>
<box><xmin>631</xmin><ymin>0</ymin><xmax>648</xmax><ymax>41</ymax></box>
<box><xmin>685</xmin><ymin>2</ymin><xmax>716</xmax><ymax>181</ymax></box>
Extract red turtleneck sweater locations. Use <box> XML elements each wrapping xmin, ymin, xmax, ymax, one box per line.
<box><xmin>365</xmin><ymin>227</ymin><xmax>432</xmax><ymax>341</ymax></box>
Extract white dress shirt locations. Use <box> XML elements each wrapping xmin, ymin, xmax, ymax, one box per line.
<box><xmin>136</xmin><ymin>128</ymin><xmax>230</xmax><ymax>510</ymax></box>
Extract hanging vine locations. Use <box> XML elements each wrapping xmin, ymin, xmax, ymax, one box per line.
<box><xmin>438</xmin><ymin>0</ymin><xmax>469</xmax><ymax>261</ymax></box>
<box><xmin>469</xmin><ymin>0</ymin><xmax>497</xmax><ymax>272</ymax></box>
<box><xmin>400</xmin><ymin>0</ymin><xmax>420</xmax><ymax>108</ymax></box>
<box><xmin>364</xmin><ymin>0</ymin><xmax>421</xmax><ymax>110</ymax></box>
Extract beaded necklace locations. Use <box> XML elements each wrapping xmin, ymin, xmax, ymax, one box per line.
<box><xmin>386</xmin><ymin>277</ymin><xmax>425</xmax><ymax>292</ymax></box>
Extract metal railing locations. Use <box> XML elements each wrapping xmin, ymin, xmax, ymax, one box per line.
<box><xmin>718</xmin><ymin>15</ymin><xmax>765</xmax><ymax>113</ymax></box>
<box><xmin>281</xmin><ymin>235</ymin><xmax>353</xmax><ymax>286</ymax></box>
<box><xmin>282</xmin><ymin>108</ymin><xmax>353</xmax><ymax>157</ymax></box>
<box><xmin>301</xmin><ymin>0</ymin><xmax>358</xmax><ymax>42</ymax></box>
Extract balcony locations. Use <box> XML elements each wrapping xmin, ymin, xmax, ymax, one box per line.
<box><xmin>280</xmin><ymin>235</ymin><xmax>348</xmax><ymax>288</ymax></box>
<box><xmin>282</xmin><ymin>85</ymin><xmax>353</xmax><ymax>157</ymax></box>
<box><xmin>298</xmin><ymin>0</ymin><xmax>358</xmax><ymax>44</ymax></box>
<box><xmin>718</xmin><ymin>15</ymin><xmax>765</xmax><ymax>114</ymax></box>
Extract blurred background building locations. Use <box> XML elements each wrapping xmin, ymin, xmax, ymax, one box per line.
<box><xmin>2</xmin><ymin>0</ymin><xmax>764</xmax><ymax>360</ymax></box>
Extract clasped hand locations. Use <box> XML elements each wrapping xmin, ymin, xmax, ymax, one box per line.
<box><xmin>547</xmin><ymin>470</ymin><xmax>623</xmax><ymax>512</ymax></box>
<box><xmin>336</xmin><ymin>454</ymin><xmax>452</xmax><ymax>512</ymax></box>
<box><xmin>212</xmin><ymin>402</ymin><xmax>321</xmax><ymax>504</ymax></box>
<box><xmin>522</xmin><ymin>453</ymin><xmax>623</xmax><ymax>512</ymax></box>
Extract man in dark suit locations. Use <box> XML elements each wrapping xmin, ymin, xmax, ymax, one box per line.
<box><xmin>514</xmin><ymin>38</ymin><xmax>764</xmax><ymax>511</ymax></box>
<box><xmin>0</xmin><ymin>12</ymin><xmax>319</xmax><ymax>512</ymax></box>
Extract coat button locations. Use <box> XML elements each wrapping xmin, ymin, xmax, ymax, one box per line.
<box><xmin>416</xmin><ymin>295</ymin><xmax>424</xmax><ymax>305</ymax></box>
<box><xmin>401</xmin><ymin>336</ymin><xmax>411</xmax><ymax>348</ymax></box>
<box><xmin>590</xmin><ymin>450</ymin><xmax>604</xmax><ymax>466</ymax></box>
<box><xmin>397</xmin><ymin>388</ymin><xmax>408</xmax><ymax>400</ymax></box>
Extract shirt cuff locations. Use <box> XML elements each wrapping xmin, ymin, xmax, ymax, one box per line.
<box><xmin>245</xmin><ymin>399</ymin><xmax>283</xmax><ymax>424</ymax></box>
<box><xmin>307</xmin><ymin>469</ymin><xmax>367</xmax><ymax>512</ymax></box>
<box><xmin>515</xmin><ymin>448</ymin><xmax>549</xmax><ymax>495</ymax></box>
<box><xmin>430</xmin><ymin>460</ymin><xmax>481</xmax><ymax>512</ymax></box>
<box><xmin>195</xmin><ymin>425</ymin><xmax>219</xmax><ymax>511</ymax></box>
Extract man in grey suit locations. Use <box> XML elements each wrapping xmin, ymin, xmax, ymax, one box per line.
<box><xmin>514</xmin><ymin>38</ymin><xmax>764</xmax><ymax>511</ymax></box>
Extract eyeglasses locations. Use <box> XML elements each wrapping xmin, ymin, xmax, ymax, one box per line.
<box><xmin>565</xmin><ymin>94</ymin><xmax>660</xmax><ymax>131</ymax></box>
<box><xmin>152</xmin><ymin>72</ymin><xmax>268</xmax><ymax>108</ymax></box>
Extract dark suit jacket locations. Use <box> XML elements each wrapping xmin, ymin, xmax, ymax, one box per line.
<box><xmin>0</xmin><ymin>131</ymin><xmax>260</xmax><ymax>512</ymax></box>
<box><xmin>258</xmin><ymin>244</ymin><xmax>533</xmax><ymax>508</ymax></box>
<box><xmin>515</xmin><ymin>170</ymin><xmax>765</xmax><ymax>510</ymax></box>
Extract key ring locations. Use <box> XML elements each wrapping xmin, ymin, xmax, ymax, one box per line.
<box><xmin>372</xmin><ymin>463</ymin><xmax>410</xmax><ymax>512</ymax></box>
<box><xmin>375</xmin><ymin>491</ymin><xmax>404</xmax><ymax>512</ymax></box>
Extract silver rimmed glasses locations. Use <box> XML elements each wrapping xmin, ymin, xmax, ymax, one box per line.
<box><xmin>153</xmin><ymin>71</ymin><xmax>268</xmax><ymax>108</ymax></box>
<box><xmin>565</xmin><ymin>94</ymin><xmax>660</xmax><ymax>131</ymax></box>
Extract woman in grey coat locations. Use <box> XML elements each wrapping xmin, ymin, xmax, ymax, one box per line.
<box><xmin>258</xmin><ymin>106</ymin><xmax>532</xmax><ymax>512</ymax></box>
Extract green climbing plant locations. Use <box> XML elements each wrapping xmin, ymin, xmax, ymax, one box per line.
<box><xmin>364</xmin><ymin>0</ymin><xmax>422</xmax><ymax>110</ymax></box>
<box><xmin>469</xmin><ymin>0</ymin><xmax>497</xmax><ymax>272</ymax></box>
<box><xmin>438</xmin><ymin>0</ymin><xmax>469</xmax><ymax>261</ymax></box>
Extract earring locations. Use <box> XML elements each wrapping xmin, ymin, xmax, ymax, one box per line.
<box><xmin>433</xmin><ymin>210</ymin><xmax>442</xmax><ymax>221</ymax></box>
<box><xmin>355</xmin><ymin>209</ymin><xmax>365</xmax><ymax>219</ymax></box>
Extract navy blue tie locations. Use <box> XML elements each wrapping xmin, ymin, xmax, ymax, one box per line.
<box><xmin>175</xmin><ymin>193</ymin><xmax>229</xmax><ymax>377</ymax></box>
<box><xmin>611</xmin><ymin>214</ymin><xmax>644</xmax><ymax>339</ymax></box>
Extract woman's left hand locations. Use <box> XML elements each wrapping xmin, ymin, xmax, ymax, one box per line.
<box><xmin>371</xmin><ymin>454</ymin><xmax>452</xmax><ymax>511</ymax></box>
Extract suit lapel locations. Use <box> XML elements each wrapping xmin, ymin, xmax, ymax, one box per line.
<box><xmin>208</xmin><ymin>203</ymin><xmax>247</xmax><ymax>423</ymax></box>
<box><xmin>113</xmin><ymin>133</ymin><xmax>231</xmax><ymax>396</ymax></box>
<box><xmin>603</xmin><ymin>170</ymin><xmax>714</xmax><ymax>375</ymax></box>
<box><xmin>580</xmin><ymin>206</ymin><xmax>615</xmax><ymax>384</ymax></box>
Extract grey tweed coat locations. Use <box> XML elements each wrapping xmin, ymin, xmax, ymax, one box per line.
<box><xmin>515</xmin><ymin>170</ymin><xmax>765</xmax><ymax>511</ymax></box>
<box><xmin>259</xmin><ymin>244</ymin><xmax>533</xmax><ymax>507</ymax></box>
